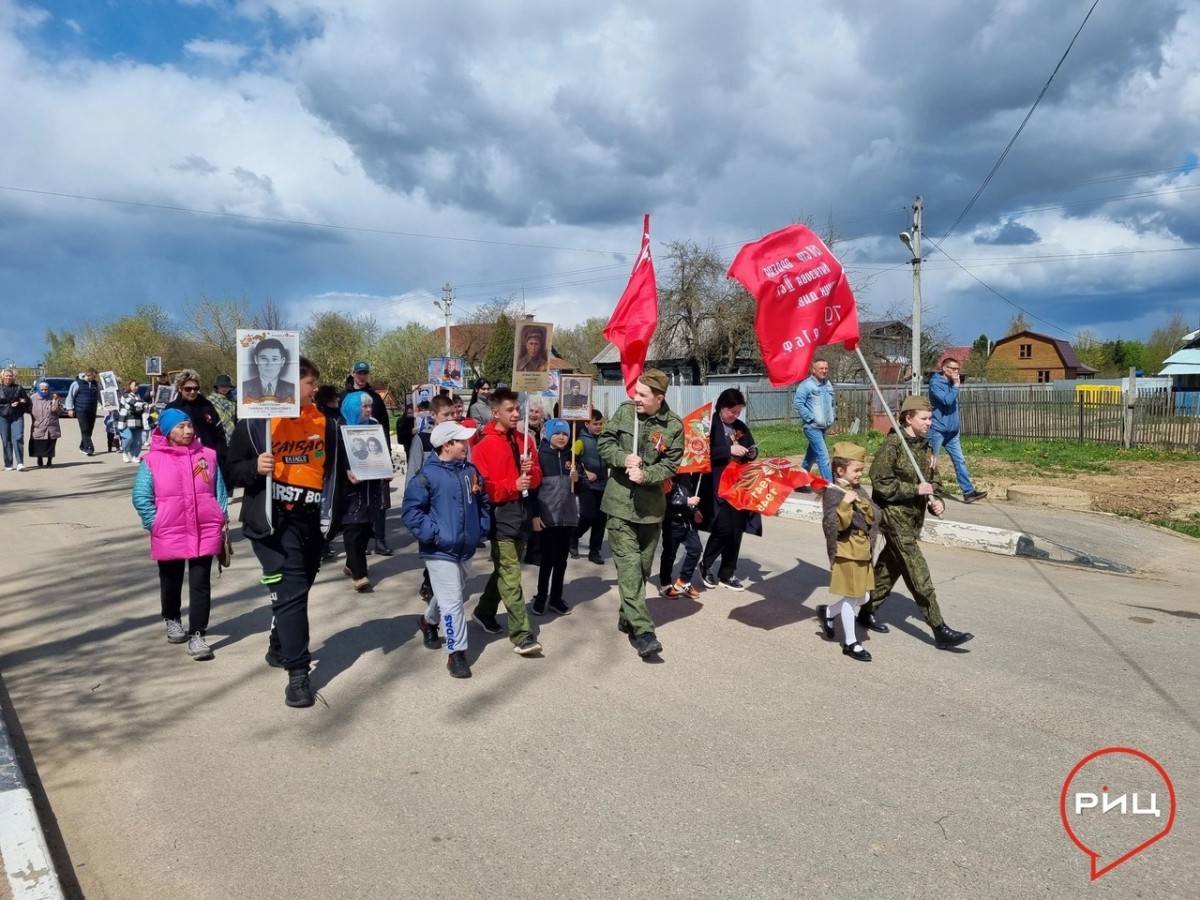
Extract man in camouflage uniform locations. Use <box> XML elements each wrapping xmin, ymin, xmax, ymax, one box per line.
<box><xmin>860</xmin><ymin>394</ymin><xmax>974</xmax><ymax>649</ymax></box>
<box><xmin>598</xmin><ymin>369</ymin><xmax>683</xmax><ymax>658</ymax></box>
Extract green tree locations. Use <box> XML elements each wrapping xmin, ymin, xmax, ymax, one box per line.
<box><xmin>1144</xmin><ymin>312</ymin><xmax>1190</xmax><ymax>374</ymax></box>
<box><xmin>1072</xmin><ymin>328</ymin><xmax>1105</xmax><ymax>371</ymax></box>
<box><xmin>43</xmin><ymin>329</ymin><xmax>81</xmax><ymax>375</ymax></box>
<box><xmin>482</xmin><ymin>312</ymin><xmax>516</xmax><ymax>383</ymax></box>
<box><xmin>74</xmin><ymin>305</ymin><xmax>187</xmax><ymax>384</ymax></box>
<box><xmin>302</xmin><ymin>311</ymin><xmax>378</xmax><ymax>386</ymax></box>
<box><xmin>963</xmin><ymin>334</ymin><xmax>991</xmax><ymax>380</ymax></box>
<box><xmin>553</xmin><ymin>316</ymin><xmax>610</xmax><ymax>374</ymax></box>
<box><xmin>373</xmin><ymin>322</ymin><xmax>444</xmax><ymax>400</ymax></box>
<box><xmin>1102</xmin><ymin>338</ymin><xmax>1147</xmax><ymax>375</ymax></box>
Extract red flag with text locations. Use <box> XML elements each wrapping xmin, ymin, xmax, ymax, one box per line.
<box><xmin>677</xmin><ymin>401</ymin><xmax>713</xmax><ymax>474</ymax></box>
<box><xmin>604</xmin><ymin>214</ymin><xmax>658</xmax><ymax>397</ymax></box>
<box><xmin>718</xmin><ymin>457</ymin><xmax>824</xmax><ymax>516</ymax></box>
<box><xmin>727</xmin><ymin>224</ymin><xmax>860</xmax><ymax>387</ymax></box>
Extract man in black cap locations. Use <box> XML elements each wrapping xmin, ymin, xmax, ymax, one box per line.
<box><xmin>210</xmin><ymin>374</ymin><xmax>237</xmax><ymax>439</ymax></box>
<box><xmin>341</xmin><ymin>360</ymin><xmax>394</xmax><ymax>555</ymax></box>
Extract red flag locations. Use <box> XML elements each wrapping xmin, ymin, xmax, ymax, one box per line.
<box><xmin>605</xmin><ymin>214</ymin><xmax>658</xmax><ymax>397</ymax></box>
<box><xmin>727</xmin><ymin>224</ymin><xmax>859</xmax><ymax>387</ymax></box>
<box><xmin>718</xmin><ymin>456</ymin><xmax>817</xmax><ymax>516</ymax></box>
<box><xmin>678</xmin><ymin>401</ymin><xmax>713</xmax><ymax>474</ymax></box>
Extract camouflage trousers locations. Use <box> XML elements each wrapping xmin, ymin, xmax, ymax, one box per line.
<box><xmin>606</xmin><ymin>517</ymin><xmax>661</xmax><ymax>636</ymax></box>
<box><xmin>865</xmin><ymin>529</ymin><xmax>944</xmax><ymax>628</ymax></box>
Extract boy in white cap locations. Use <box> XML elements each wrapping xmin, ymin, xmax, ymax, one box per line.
<box><xmin>400</xmin><ymin>421</ymin><xmax>491</xmax><ymax>678</ymax></box>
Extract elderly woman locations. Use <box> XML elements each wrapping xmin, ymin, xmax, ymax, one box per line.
<box><xmin>28</xmin><ymin>381</ymin><xmax>63</xmax><ymax>468</ymax></box>
<box><xmin>1</xmin><ymin>368</ymin><xmax>31</xmax><ymax>471</ymax></box>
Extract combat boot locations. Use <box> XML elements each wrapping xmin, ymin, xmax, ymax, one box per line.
<box><xmin>857</xmin><ymin>609</ymin><xmax>889</xmax><ymax>634</ymax></box>
<box><xmin>933</xmin><ymin>623</ymin><xmax>974</xmax><ymax>649</ymax></box>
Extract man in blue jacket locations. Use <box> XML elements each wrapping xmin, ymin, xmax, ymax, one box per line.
<box><xmin>791</xmin><ymin>358</ymin><xmax>835</xmax><ymax>481</ymax></box>
<box><xmin>928</xmin><ymin>357</ymin><xmax>987</xmax><ymax>503</ymax></box>
<box><xmin>400</xmin><ymin>421</ymin><xmax>492</xmax><ymax>679</ymax></box>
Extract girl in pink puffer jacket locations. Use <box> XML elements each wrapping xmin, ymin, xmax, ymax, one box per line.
<box><xmin>131</xmin><ymin>408</ymin><xmax>229</xmax><ymax>660</ymax></box>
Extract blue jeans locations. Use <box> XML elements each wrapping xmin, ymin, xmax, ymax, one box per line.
<box><xmin>121</xmin><ymin>427</ymin><xmax>144</xmax><ymax>457</ymax></box>
<box><xmin>0</xmin><ymin>416</ymin><xmax>24</xmax><ymax>467</ymax></box>
<box><xmin>928</xmin><ymin>430</ymin><xmax>975</xmax><ymax>494</ymax></box>
<box><xmin>801</xmin><ymin>424</ymin><xmax>831</xmax><ymax>481</ymax></box>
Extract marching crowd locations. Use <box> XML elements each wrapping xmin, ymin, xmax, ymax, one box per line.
<box><xmin>1</xmin><ymin>357</ymin><xmax>975</xmax><ymax>710</ymax></box>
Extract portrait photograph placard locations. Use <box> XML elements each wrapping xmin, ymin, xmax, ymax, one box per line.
<box><xmin>237</xmin><ymin>329</ymin><xmax>301</xmax><ymax>419</ymax></box>
<box><xmin>100</xmin><ymin>388</ymin><xmax>120</xmax><ymax>412</ymax></box>
<box><xmin>432</xmin><ymin>356</ymin><xmax>465</xmax><ymax>390</ymax></box>
<box><xmin>542</xmin><ymin>369</ymin><xmax>560</xmax><ymax>399</ymax></box>
<box><xmin>511</xmin><ymin>320</ymin><xmax>553</xmax><ymax>394</ymax></box>
<box><xmin>99</xmin><ymin>370</ymin><xmax>119</xmax><ymax>392</ymax></box>
<box><xmin>145</xmin><ymin>356</ymin><xmax>163</xmax><ymax>376</ymax></box>
<box><xmin>153</xmin><ymin>385</ymin><xmax>173</xmax><ymax>408</ymax></box>
<box><xmin>559</xmin><ymin>374</ymin><xmax>594</xmax><ymax>420</ymax></box>
<box><xmin>341</xmin><ymin>424</ymin><xmax>393</xmax><ymax>480</ymax></box>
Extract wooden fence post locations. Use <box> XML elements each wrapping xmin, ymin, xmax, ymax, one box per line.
<box><xmin>1123</xmin><ymin>367</ymin><xmax>1137</xmax><ymax>449</ymax></box>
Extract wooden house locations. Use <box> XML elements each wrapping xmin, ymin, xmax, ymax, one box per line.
<box><xmin>989</xmin><ymin>330</ymin><xmax>1098</xmax><ymax>382</ymax></box>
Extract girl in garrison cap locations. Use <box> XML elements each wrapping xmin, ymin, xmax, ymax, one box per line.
<box><xmin>816</xmin><ymin>442</ymin><xmax>880</xmax><ymax>661</ymax></box>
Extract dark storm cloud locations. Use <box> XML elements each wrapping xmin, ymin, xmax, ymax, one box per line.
<box><xmin>974</xmin><ymin>220</ymin><xmax>1040</xmax><ymax>245</ymax></box>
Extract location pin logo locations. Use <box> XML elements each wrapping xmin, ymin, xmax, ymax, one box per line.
<box><xmin>1060</xmin><ymin>747</ymin><xmax>1176</xmax><ymax>880</ymax></box>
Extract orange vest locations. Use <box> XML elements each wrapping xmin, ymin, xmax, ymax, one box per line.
<box><xmin>270</xmin><ymin>405</ymin><xmax>326</xmax><ymax>507</ymax></box>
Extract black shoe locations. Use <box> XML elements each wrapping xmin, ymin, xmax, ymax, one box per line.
<box><xmin>588</xmin><ymin>553</ymin><xmax>604</xmax><ymax>565</ymax></box>
<box><xmin>447</xmin><ymin>651</ymin><xmax>472</xmax><ymax>678</ymax></box>
<box><xmin>374</xmin><ymin>542</ymin><xmax>394</xmax><ymax>557</ymax></box>
<box><xmin>285</xmin><ymin>669</ymin><xmax>315</xmax><ymax>708</ymax></box>
<box><xmin>633</xmin><ymin>632</ymin><xmax>663</xmax><ymax>657</ymax></box>
<box><xmin>617</xmin><ymin>616</ymin><xmax>635</xmax><ymax>635</ymax></box>
<box><xmin>418</xmin><ymin>617</ymin><xmax>442</xmax><ymax>649</ymax></box>
<box><xmin>857</xmin><ymin>609</ymin><xmax>889</xmax><ymax>634</ymax></box>
<box><xmin>473</xmin><ymin>611</ymin><xmax>503</xmax><ymax>634</ymax></box>
<box><xmin>815</xmin><ymin>605</ymin><xmax>835</xmax><ymax>640</ymax></box>
<box><xmin>962</xmin><ymin>490</ymin><xmax>989</xmax><ymax>504</ymax></box>
<box><xmin>513</xmin><ymin>635</ymin><xmax>543</xmax><ymax>656</ymax></box>
<box><xmin>843</xmin><ymin>643</ymin><xmax>872</xmax><ymax>662</ymax></box>
<box><xmin>933</xmin><ymin>623</ymin><xmax>975</xmax><ymax>649</ymax></box>
<box><xmin>700</xmin><ymin>568</ymin><xmax>719</xmax><ymax>589</ymax></box>
<box><xmin>569</xmin><ymin>543</ymin><xmax>580</xmax><ymax>559</ymax></box>
<box><xmin>547</xmin><ymin>599</ymin><xmax>571</xmax><ymax>616</ymax></box>
<box><xmin>530</xmin><ymin>595</ymin><xmax>547</xmax><ymax>617</ymax></box>
<box><xmin>419</xmin><ymin>579</ymin><xmax>433</xmax><ymax>603</ymax></box>
<box><xmin>265</xmin><ymin>635</ymin><xmax>285</xmax><ymax>668</ymax></box>
<box><xmin>720</xmin><ymin>575</ymin><xmax>746</xmax><ymax>591</ymax></box>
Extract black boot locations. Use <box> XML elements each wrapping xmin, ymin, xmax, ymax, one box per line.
<box><xmin>933</xmin><ymin>623</ymin><xmax>974</xmax><ymax>649</ymax></box>
<box><xmin>857</xmin><ymin>609</ymin><xmax>889</xmax><ymax>634</ymax></box>
<box><xmin>285</xmin><ymin>669</ymin><xmax>315</xmax><ymax>708</ymax></box>
<box><xmin>815</xmin><ymin>605</ymin><xmax>835</xmax><ymax>640</ymax></box>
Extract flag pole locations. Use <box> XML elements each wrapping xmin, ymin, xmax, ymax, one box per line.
<box><xmin>853</xmin><ymin>345</ymin><xmax>934</xmax><ymax>498</ymax></box>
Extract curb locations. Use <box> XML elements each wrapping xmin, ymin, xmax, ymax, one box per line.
<box><xmin>0</xmin><ymin>704</ymin><xmax>64</xmax><ymax>900</ymax></box>
<box><xmin>778</xmin><ymin>495</ymin><xmax>1026</xmax><ymax>557</ymax></box>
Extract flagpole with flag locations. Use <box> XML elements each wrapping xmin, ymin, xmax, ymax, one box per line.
<box><xmin>605</xmin><ymin>213</ymin><xmax>658</xmax><ymax>456</ymax></box>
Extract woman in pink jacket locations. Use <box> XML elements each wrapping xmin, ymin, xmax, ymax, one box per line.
<box><xmin>132</xmin><ymin>408</ymin><xmax>229</xmax><ymax>660</ymax></box>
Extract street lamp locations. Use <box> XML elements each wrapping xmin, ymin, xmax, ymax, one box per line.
<box><xmin>899</xmin><ymin>195</ymin><xmax>923</xmax><ymax>394</ymax></box>
<box><xmin>434</xmin><ymin>282</ymin><xmax>454</xmax><ymax>358</ymax></box>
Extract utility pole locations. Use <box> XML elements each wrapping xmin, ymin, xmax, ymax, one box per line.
<box><xmin>434</xmin><ymin>282</ymin><xmax>454</xmax><ymax>357</ymax></box>
<box><xmin>899</xmin><ymin>196</ymin><xmax>923</xmax><ymax>394</ymax></box>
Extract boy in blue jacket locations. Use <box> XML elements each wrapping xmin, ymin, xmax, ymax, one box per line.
<box><xmin>400</xmin><ymin>421</ymin><xmax>491</xmax><ymax>678</ymax></box>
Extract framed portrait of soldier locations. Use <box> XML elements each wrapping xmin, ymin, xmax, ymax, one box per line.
<box><xmin>236</xmin><ymin>329</ymin><xmax>301</xmax><ymax>419</ymax></box>
<box><xmin>100</xmin><ymin>388</ymin><xmax>120</xmax><ymax>412</ymax></box>
<box><xmin>153</xmin><ymin>385</ymin><xmax>173</xmax><ymax>409</ymax></box>
<box><xmin>145</xmin><ymin>356</ymin><xmax>163</xmax><ymax>377</ymax></box>
<box><xmin>341</xmin><ymin>424</ymin><xmax>393</xmax><ymax>480</ymax></box>
<box><xmin>542</xmin><ymin>368</ymin><xmax>560</xmax><ymax>399</ymax></box>
<box><xmin>560</xmin><ymin>374</ymin><xmax>593</xmax><ymax>421</ymax></box>
<box><xmin>99</xmin><ymin>370</ymin><xmax>119</xmax><ymax>392</ymax></box>
<box><xmin>512</xmin><ymin>321</ymin><xmax>553</xmax><ymax>393</ymax></box>
<box><xmin>439</xmin><ymin>356</ymin><xmax>465</xmax><ymax>390</ymax></box>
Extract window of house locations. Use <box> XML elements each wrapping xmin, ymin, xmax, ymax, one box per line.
<box><xmin>1037</xmin><ymin>370</ymin><xmax>1051</xmax><ymax>383</ymax></box>
<box><xmin>1019</xmin><ymin>344</ymin><xmax>1032</xmax><ymax>359</ymax></box>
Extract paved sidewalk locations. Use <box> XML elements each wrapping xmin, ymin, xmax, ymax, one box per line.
<box><xmin>0</xmin><ymin>453</ymin><xmax>1196</xmax><ymax>899</ymax></box>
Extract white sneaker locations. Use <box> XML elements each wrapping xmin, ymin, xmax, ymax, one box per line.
<box><xmin>14</xmin><ymin>463</ymin><xmax>24</xmax><ymax>471</ymax></box>
<box><xmin>3</xmin><ymin>466</ymin><xmax>11</xmax><ymax>471</ymax></box>
<box><xmin>122</xmin><ymin>452</ymin><xmax>131</xmax><ymax>463</ymax></box>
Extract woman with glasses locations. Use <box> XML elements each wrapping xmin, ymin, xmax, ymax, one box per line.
<box><xmin>165</xmin><ymin>369</ymin><xmax>229</xmax><ymax>479</ymax></box>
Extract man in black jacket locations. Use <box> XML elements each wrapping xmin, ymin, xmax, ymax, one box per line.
<box><xmin>341</xmin><ymin>360</ymin><xmax>394</xmax><ymax>555</ymax></box>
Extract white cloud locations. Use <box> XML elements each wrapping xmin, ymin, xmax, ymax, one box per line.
<box><xmin>184</xmin><ymin>38</ymin><xmax>251</xmax><ymax>66</ymax></box>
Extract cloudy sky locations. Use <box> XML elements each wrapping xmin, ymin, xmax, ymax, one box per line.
<box><xmin>1</xmin><ymin>0</ymin><xmax>1198</xmax><ymax>368</ymax></box>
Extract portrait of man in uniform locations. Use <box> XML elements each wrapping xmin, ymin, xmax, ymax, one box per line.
<box><xmin>242</xmin><ymin>337</ymin><xmax>296</xmax><ymax>404</ymax></box>
<box><xmin>515</xmin><ymin>324</ymin><xmax>550</xmax><ymax>372</ymax></box>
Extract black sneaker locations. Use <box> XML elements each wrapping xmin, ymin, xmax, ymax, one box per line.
<box><xmin>265</xmin><ymin>635</ymin><xmax>285</xmax><ymax>668</ymax></box>
<box><xmin>588</xmin><ymin>553</ymin><xmax>604</xmax><ymax>565</ymax></box>
<box><xmin>530</xmin><ymin>595</ymin><xmax>547</xmax><ymax>617</ymax></box>
<box><xmin>962</xmin><ymin>490</ymin><xmax>989</xmax><ymax>504</ymax></box>
<box><xmin>513</xmin><ymin>635</ymin><xmax>543</xmax><ymax>656</ymax></box>
<box><xmin>547</xmin><ymin>599</ymin><xmax>571</xmax><ymax>616</ymax></box>
<box><xmin>815</xmin><ymin>605</ymin><xmax>835</xmax><ymax>640</ymax></box>
<box><xmin>633</xmin><ymin>632</ymin><xmax>663</xmax><ymax>657</ymax></box>
<box><xmin>473</xmin><ymin>611</ymin><xmax>503</xmax><ymax>634</ymax></box>
<box><xmin>569</xmin><ymin>543</ymin><xmax>580</xmax><ymax>559</ymax></box>
<box><xmin>418</xmin><ymin>617</ymin><xmax>442</xmax><ymax>649</ymax></box>
<box><xmin>374</xmin><ymin>542</ymin><xmax>394</xmax><ymax>557</ymax></box>
<box><xmin>700</xmin><ymin>568</ymin><xmax>719</xmax><ymax>589</ymax></box>
<box><xmin>285</xmin><ymin>669</ymin><xmax>315</xmax><ymax>708</ymax></box>
<box><xmin>447</xmin><ymin>651</ymin><xmax>472</xmax><ymax>678</ymax></box>
<box><xmin>720</xmin><ymin>575</ymin><xmax>746</xmax><ymax>591</ymax></box>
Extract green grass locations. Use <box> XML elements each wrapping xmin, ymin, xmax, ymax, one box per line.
<box><xmin>1116</xmin><ymin>512</ymin><xmax>1200</xmax><ymax>540</ymax></box>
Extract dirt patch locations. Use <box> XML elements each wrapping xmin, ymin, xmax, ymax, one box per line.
<box><xmin>971</xmin><ymin>459</ymin><xmax>1200</xmax><ymax>522</ymax></box>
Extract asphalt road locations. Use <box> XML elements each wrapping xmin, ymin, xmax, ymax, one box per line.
<box><xmin>0</xmin><ymin>453</ymin><xmax>1196</xmax><ymax>899</ymax></box>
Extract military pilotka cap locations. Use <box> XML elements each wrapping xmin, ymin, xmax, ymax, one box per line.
<box><xmin>638</xmin><ymin>369</ymin><xmax>669</xmax><ymax>393</ymax></box>
<box><xmin>830</xmin><ymin>442</ymin><xmax>866</xmax><ymax>462</ymax></box>
<box><xmin>899</xmin><ymin>394</ymin><xmax>932</xmax><ymax>413</ymax></box>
